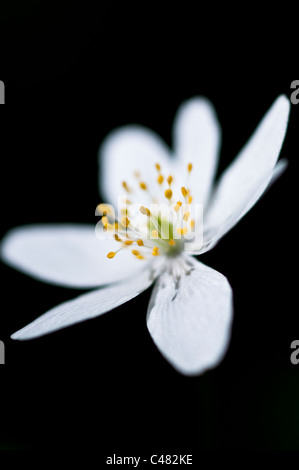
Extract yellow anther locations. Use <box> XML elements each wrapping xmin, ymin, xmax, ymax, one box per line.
<box><xmin>152</xmin><ymin>230</ymin><xmax>159</xmax><ymax>238</ymax></box>
<box><xmin>174</xmin><ymin>200</ymin><xmax>182</xmax><ymax>211</ymax></box>
<box><xmin>169</xmin><ymin>239</ymin><xmax>176</xmax><ymax>246</ymax></box>
<box><xmin>114</xmin><ymin>222</ymin><xmax>119</xmax><ymax>229</ymax></box>
<box><xmin>132</xmin><ymin>249</ymin><xmax>140</xmax><ymax>256</ymax></box>
<box><xmin>114</xmin><ymin>234</ymin><xmax>121</xmax><ymax>242</ymax></box>
<box><xmin>96</xmin><ymin>203</ymin><xmax>112</xmax><ymax>216</ymax></box>
<box><xmin>107</xmin><ymin>252</ymin><xmax>116</xmax><ymax>259</ymax></box>
<box><xmin>155</xmin><ymin>163</ymin><xmax>161</xmax><ymax>172</ymax></box>
<box><xmin>152</xmin><ymin>246</ymin><xmax>160</xmax><ymax>256</ymax></box>
<box><xmin>102</xmin><ymin>221</ymin><xmax>108</xmax><ymax>231</ymax></box>
<box><xmin>167</xmin><ymin>175</ymin><xmax>173</xmax><ymax>186</ymax></box>
<box><xmin>181</xmin><ymin>187</ymin><xmax>188</xmax><ymax>198</ymax></box>
<box><xmin>187</xmin><ymin>195</ymin><xmax>193</xmax><ymax>204</ymax></box>
<box><xmin>121</xmin><ymin>208</ymin><xmax>128</xmax><ymax>215</ymax></box>
<box><xmin>191</xmin><ymin>219</ymin><xmax>195</xmax><ymax>229</ymax></box>
<box><xmin>121</xmin><ymin>216</ymin><xmax>130</xmax><ymax>227</ymax></box>
<box><xmin>177</xmin><ymin>227</ymin><xmax>188</xmax><ymax>235</ymax></box>
<box><xmin>137</xmin><ymin>255</ymin><xmax>145</xmax><ymax>260</ymax></box>
<box><xmin>164</xmin><ymin>189</ymin><xmax>173</xmax><ymax>200</ymax></box>
<box><xmin>123</xmin><ymin>240</ymin><xmax>134</xmax><ymax>246</ymax></box>
<box><xmin>139</xmin><ymin>182</ymin><xmax>147</xmax><ymax>190</ymax></box>
<box><xmin>101</xmin><ymin>216</ymin><xmax>108</xmax><ymax>226</ymax></box>
<box><xmin>187</xmin><ymin>163</ymin><xmax>193</xmax><ymax>173</ymax></box>
<box><xmin>122</xmin><ymin>181</ymin><xmax>130</xmax><ymax>192</ymax></box>
<box><xmin>157</xmin><ymin>174</ymin><xmax>164</xmax><ymax>185</ymax></box>
<box><xmin>183</xmin><ymin>211</ymin><xmax>190</xmax><ymax>221</ymax></box>
<box><xmin>136</xmin><ymin>239</ymin><xmax>144</xmax><ymax>246</ymax></box>
<box><xmin>140</xmin><ymin>205</ymin><xmax>151</xmax><ymax>217</ymax></box>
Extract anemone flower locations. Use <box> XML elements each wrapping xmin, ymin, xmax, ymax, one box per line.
<box><xmin>0</xmin><ymin>95</ymin><xmax>290</xmax><ymax>375</ymax></box>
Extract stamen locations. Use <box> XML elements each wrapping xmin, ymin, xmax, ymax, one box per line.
<box><xmin>174</xmin><ymin>201</ymin><xmax>182</xmax><ymax>212</ymax></box>
<box><xmin>181</xmin><ymin>187</ymin><xmax>188</xmax><ymax>198</ymax></box>
<box><xmin>183</xmin><ymin>211</ymin><xmax>190</xmax><ymax>222</ymax></box>
<box><xmin>101</xmin><ymin>216</ymin><xmax>108</xmax><ymax>226</ymax></box>
<box><xmin>157</xmin><ymin>174</ymin><xmax>164</xmax><ymax>185</ymax></box>
<box><xmin>101</xmin><ymin>217</ymin><xmax>108</xmax><ymax>230</ymax></box>
<box><xmin>140</xmin><ymin>205</ymin><xmax>151</xmax><ymax>217</ymax></box>
<box><xmin>121</xmin><ymin>216</ymin><xmax>130</xmax><ymax>228</ymax></box>
<box><xmin>165</xmin><ymin>189</ymin><xmax>172</xmax><ymax>200</ymax></box>
<box><xmin>167</xmin><ymin>175</ymin><xmax>173</xmax><ymax>186</ymax></box>
<box><xmin>139</xmin><ymin>182</ymin><xmax>147</xmax><ymax>191</ymax></box>
<box><xmin>177</xmin><ymin>227</ymin><xmax>188</xmax><ymax>235</ymax></box>
<box><xmin>152</xmin><ymin>246</ymin><xmax>160</xmax><ymax>256</ymax></box>
<box><xmin>107</xmin><ymin>246</ymin><xmax>125</xmax><ymax>259</ymax></box>
<box><xmin>123</xmin><ymin>240</ymin><xmax>134</xmax><ymax>246</ymax></box>
<box><xmin>96</xmin><ymin>203</ymin><xmax>112</xmax><ymax>216</ymax></box>
<box><xmin>122</xmin><ymin>181</ymin><xmax>130</xmax><ymax>192</ymax></box>
<box><xmin>105</xmin><ymin>161</ymin><xmax>195</xmax><ymax>260</ymax></box>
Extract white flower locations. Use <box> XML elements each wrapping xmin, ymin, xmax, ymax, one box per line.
<box><xmin>0</xmin><ymin>95</ymin><xmax>290</xmax><ymax>375</ymax></box>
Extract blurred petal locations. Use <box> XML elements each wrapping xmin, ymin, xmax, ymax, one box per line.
<box><xmin>268</xmin><ymin>158</ymin><xmax>288</xmax><ymax>187</ymax></box>
<box><xmin>204</xmin><ymin>95</ymin><xmax>290</xmax><ymax>240</ymax></box>
<box><xmin>147</xmin><ymin>256</ymin><xmax>233</xmax><ymax>375</ymax></box>
<box><xmin>1</xmin><ymin>224</ymin><xmax>152</xmax><ymax>288</ymax></box>
<box><xmin>99</xmin><ymin>125</ymin><xmax>171</xmax><ymax>207</ymax></box>
<box><xmin>11</xmin><ymin>264</ymin><xmax>157</xmax><ymax>340</ymax></box>
<box><xmin>173</xmin><ymin>97</ymin><xmax>221</xmax><ymax>206</ymax></box>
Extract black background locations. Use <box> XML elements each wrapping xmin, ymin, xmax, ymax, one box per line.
<box><xmin>0</xmin><ymin>3</ymin><xmax>298</xmax><ymax>456</ymax></box>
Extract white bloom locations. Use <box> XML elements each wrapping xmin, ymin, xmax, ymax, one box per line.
<box><xmin>0</xmin><ymin>96</ymin><xmax>290</xmax><ymax>375</ymax></box>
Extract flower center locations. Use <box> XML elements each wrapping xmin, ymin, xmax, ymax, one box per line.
<box><xmin>97</xmin><ymin>162</ymin><xmax>198</xmax><ymax>261</ymax></box>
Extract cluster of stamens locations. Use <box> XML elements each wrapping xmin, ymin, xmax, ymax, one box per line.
<box><xmin>96</xmin><ymin>162</ymin><xmax>196</xmax><ymax>261</ymax></box>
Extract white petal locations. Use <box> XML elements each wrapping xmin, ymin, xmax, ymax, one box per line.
<box><xmin>1</xmin><ymin>224</ymin><xmax>152</xmax><ymax>288</ymax></box>
<box><xmin>204</xmin><ymin>95</ymin><xmax>290</xmax><ymax>241</ymax></box>
<box><xmin>193</xmin><ymin>160</ymin><xmax>287</xmax><ymax>254</ymax></box>
<box><xmin>11</xmin><ymin>263</ymin><xmax>157</xmax><ymax>340</ymax></box>
<box><xmin>99</xmin><ymin>126</ymin><xmax>171</xmax><ymax>207</ymax></box>
<box><xmin>268</xmin><ymin>158</ymin><xmax>288</xmax><ymax>186</ymax></box>
<box><xmin>147</xmin><ymin>256</ymin><xmax>233</xmax><ymax>375</ymax></box>
<box><xmin>173</xmin><ymin>97</ymin><xmax>221</xmax><ymax>206</ymax></box>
